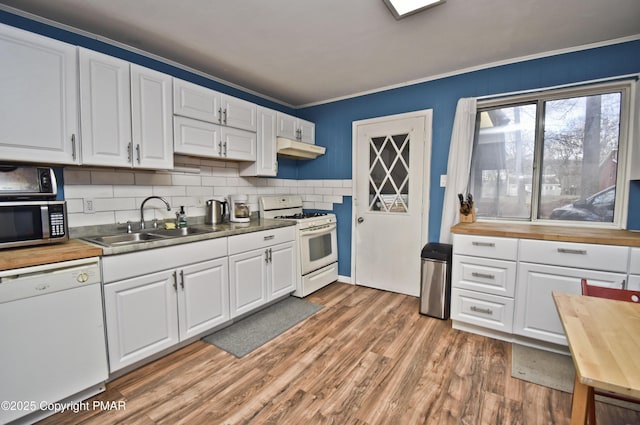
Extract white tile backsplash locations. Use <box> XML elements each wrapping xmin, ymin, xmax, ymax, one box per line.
<box><xmin>63</xmin><ymin>158</ymin><xmax>352</xmax><ymax>228</ymax></box>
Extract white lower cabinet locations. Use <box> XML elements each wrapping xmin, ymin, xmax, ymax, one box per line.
<box><xmin>102</xmin><ymin>239</ymin><xmax>229</xmax><ymax>372</ymax></box>
<box><xmin>452</xmin><ymin>233</ymin><xmax>631</xmax><ymax>348</ymax></box>
<box><xmin>451</xmin><ymin>234</ymin><xmax>517</xmax><ymax>334</ymax></box>
<box><xmin>513</xmin><ymin>262</ymin><xmax>626</xmax><ymax>346</ymax></box>
<box><xmin>228</xmin><ymin>227</ymin><xmax>296</xmax><ymax>317</ymax></box>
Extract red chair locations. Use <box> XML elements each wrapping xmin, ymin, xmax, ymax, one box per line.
<box><xmin>580</xmin><ymin>278</ymin><xmax>640</xmax><ymax>425</ymax></box>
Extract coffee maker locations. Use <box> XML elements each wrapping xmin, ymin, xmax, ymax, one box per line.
<box><xmin>228</xmin><ymin>194</ymin><xmax>250</xmax><ymax>223</ymax></box>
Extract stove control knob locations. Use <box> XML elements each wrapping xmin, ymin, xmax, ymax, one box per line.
<box><xmin>357</xmin><ymin>217</ymin><xmax>364</xmax><ymax>223</ymax></box>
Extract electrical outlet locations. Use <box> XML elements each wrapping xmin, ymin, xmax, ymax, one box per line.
<box><xmin>440</xmin><ymin>175</ymin><xmax>447</xmax><ymax>188</ymax></box>
<box><xmin>84</xmin><ymin>198</ymin><xmax>95</xmax><ymax>214</ymax></box>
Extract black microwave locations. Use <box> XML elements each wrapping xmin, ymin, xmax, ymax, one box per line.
<box><xmin>0</xmin><ymin>201</ymin><xmax>68</xmax><ymax>249</ymax></box>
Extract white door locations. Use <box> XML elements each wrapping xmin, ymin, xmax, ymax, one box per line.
<box><xmin>353</xmin><ymin>111</ymin><xmax>431</xmax><ymax>297</ymax></box>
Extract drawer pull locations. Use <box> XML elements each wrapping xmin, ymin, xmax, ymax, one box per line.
<box><xmin>557</xmin><ymin>248</ymin><xmax>587</xmax><ymax>255</ymax></box>
<box><xmin>470</xmin><ymin>306</ymin><xmax>493</xmax><ymax>315</ymax></box>
<box><xmin>264</xmin><ymin>235</ymin><xmax>275</xmax><ymax>241</ymax></box>
<box><xmin>472</xmin><ymin>241</ymin><xmax>495</xmax><ymax>247</ymax></box>
<box><xmin>472</xmin><ymin>272</ymin><xmax>495</xmax><ymax>280</ymax></box>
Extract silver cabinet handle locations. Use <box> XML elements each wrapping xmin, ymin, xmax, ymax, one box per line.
<box><xmin>127</xmin><ymin>142</ymin><xmax>132</xmax><ymax>162</ymax></box>
<box><xmin>136</xmin><ymin>144</ymin><xmax>141</xmax><ymax>164</ymax></box>
<box><xmin>223</xmin><ymin>142</ymin><xmax>228</xmax><ymax>156</ymax></box>
<box><xmin>223</xmin><ymin>109</ymin><xmax>227</xmax><ymax>125</ymax></box>
<box><xmin>621</xmin><ymin>279</ymin><xmax>627</xmax><ymax>290</ymax></box>
<box><xmin>472</xmin><ymin>272</ymin><xmax>495</xmax><ymax>280</ymax></box>
<box><xmin>263</xmin><ymin>235</ymin><xmax>275</xmax><ymax>241</ymax></box>
<box><xmin>470</xmin><ymin>306</ymin><xmax>493</xmax><ymax>315</ymax></box>
<box><xmin>269</xmin><ymin>248</ymin><xmax>273</xmax><ymax>263</ymax></box>
<box><xmin>265</xmin><ymin>249</ymin><xmax>269</xmax><ymax>263</ymax></box>
<box><xmin>71</xmin><ymin>134</ymin><xmax>77</xmax><ymax>161</ymax></box>
<box><xmin>218</xmin><ymin>141</ymin><xmax>222</xmax><ymax>156</ymax></box>
<box><xmin>472</xmin><ymin>241</ymin><xmax>495</xmax><ymax>247</ymax></box>
<box><xmin>557</xmin><ymin>248</ymin><xmax>587</xmax><ymax>255</ymax></box>
<box><xmin>218</xmin><ymin>107</ymin><xmax>223</xmax><ymax>125</ymax></box>
<box><xmin>180</xmin><ymin>270</ymin><xmax>185</xmax><ymax>289</ymax></box>
<box><xmin>172</xmin><ymin>271</ymin><xmax>178</xmax><ymax>291</ymax></box>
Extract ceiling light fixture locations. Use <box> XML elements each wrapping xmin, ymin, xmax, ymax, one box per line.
<box><xmin>383</xmin><ymin>0</ymin><xmax>446</xmax><ymax>19</ymax></box>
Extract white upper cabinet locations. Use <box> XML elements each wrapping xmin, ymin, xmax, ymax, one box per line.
<box><xmin>79</xmin><ymin>50</ymin><xmax>173</xmax><ymax>169</ymax></box>
<box><xmin>222</xmin><ymin>95</ymin><xmax>257</xmax><ymax>132</ymax></box>
<box><xmin>130</xmin><ymin>64</ymin><xmax>174</xmax><ymax>169</ymax></box>
<box><xmin>173</xmin><ymin>116</ymin><xmax>255</xmax><ymax>161</ymax></box>
<box><xmin>0</xmin><ymin>23</ymin><xmax>79</xmax><ymax>164</ymax></box>
<box><xmin>276</xmin><ymin>112</ymin><xmax>315</xmax><ymax>144</ymax></box>
<box><xmin>79</xmin><ymin>48</ymin><xmax>132</xmax><ymax>167</ymax></box>
<box><xmin>173</xmin><ymin>78</ymin><xmax>221</xmax><ymax>123</ymax></box>
<box><xmin>173</xmin><ymin>78</ymin><xmax>256</xmax><ymax>132</ymax></box>
<box><xmin>239</xmin><ymin>106</ymin><xmax>278</xmax><ymax>176</ymax></box>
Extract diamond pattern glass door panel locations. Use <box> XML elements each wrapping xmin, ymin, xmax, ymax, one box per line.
<box><xmin>368</xmin><ymin>133</ymin><xmax>410</xmax><ymax>212</ymax></box>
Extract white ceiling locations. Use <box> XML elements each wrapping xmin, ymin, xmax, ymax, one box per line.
<box><xmin>1</xmin><ymin>0</ymin><xmax>639</xmax><ymax>107</ymax></box>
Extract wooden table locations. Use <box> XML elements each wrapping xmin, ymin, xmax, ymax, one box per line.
<box><xmin>552</xmin><ymin>291</ymin><xmax>640</xmax><ymax>425</ymax></box>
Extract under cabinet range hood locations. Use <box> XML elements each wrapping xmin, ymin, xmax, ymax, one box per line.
<box><xmin>276</xmin><ymin>137</ymin><xmax>326</xmax><ymax>160</ymax></box>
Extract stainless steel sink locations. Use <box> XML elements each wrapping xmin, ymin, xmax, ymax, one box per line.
<box><xmin>84</xmin><ymin>232</ymin><xmax>169</xmax><ymax>247</ymax></box>
<box><xmin>84</xmin><ymin>227</ymin><xmax>214</xmax><ymax>247</ymax></box>
<box><xmin>147</xmin><ymin>227</ymin><xmax>210</xmax><ymax>237</ymax></box>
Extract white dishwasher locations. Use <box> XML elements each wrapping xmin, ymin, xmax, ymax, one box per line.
<box><xmin>0</xmin><ymin>257</ymin><xmax>108</xmax><ymax>425</ymax></box>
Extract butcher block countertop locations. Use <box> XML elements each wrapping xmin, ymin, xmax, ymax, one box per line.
<box><xmin>451</xmin><ymin>222</ymin><xmax>640</xmax><ymax>247</ymax></box>
<box><xmin>0</xmin><ymin>239</ymin><xmax>103</xmax><ymax>272</ymax></box>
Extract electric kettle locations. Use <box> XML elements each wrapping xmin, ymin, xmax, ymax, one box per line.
<box><xmin>205</xmin><ymin>198</ymin><xmax>227</xmax><ymax>224</ymax></box>
<box><xmin>228</xmin><ymin>194</ymin><xmax>250</xmax><ymax>223</ymax></box>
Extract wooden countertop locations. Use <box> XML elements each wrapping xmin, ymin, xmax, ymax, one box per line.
<box><xmin>451</xmin><ymin>222</ymin><xmax>640</xmax><ymax>247</ymax></box>
<box><xmin>553</xmin><ymin>291</ymin><xmax>640</xmax><ymax>399</ymax></box>
<box><xmin>0</xmin><ymin>239</ymin><xmax>103</xmax><ymax>271</ymax></box>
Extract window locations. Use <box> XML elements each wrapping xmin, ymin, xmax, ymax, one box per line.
<box><xmin>469</xmin><ymin>81</ymin><xmax>632</xmax><ymax>227</ymax></box>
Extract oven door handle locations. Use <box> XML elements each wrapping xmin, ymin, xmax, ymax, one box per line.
<box><xmin>300</xmin><ymin>223</ymin><xmax>337</xmax><ymax>236</ymax></box>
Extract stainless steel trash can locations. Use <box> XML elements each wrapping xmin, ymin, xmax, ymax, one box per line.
<box><xmin>420</xmin><ymin>243</ymin><xmax>453</xmax><ymax>319</ymax></box>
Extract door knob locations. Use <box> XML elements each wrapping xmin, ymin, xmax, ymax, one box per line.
<box><xmin>357</xmin><ymin>217</ymin><xmax>364</xmax><ymax>223</ymax></box>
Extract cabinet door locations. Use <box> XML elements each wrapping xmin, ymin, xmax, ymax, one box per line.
<box><xmin>514</xmin><ymin>262</ymin><xmax>626</xmax><ymax>346</ymax></box>
<box><xmin>297</xmin><ymin>118</ymin><xmax>315</xmax><ymax>144</ymax></box>
<box><xmin>173</xmin><ymin>78</ymin><xmax>221</xmax><ymax>123</ymax></box>
<box><xmin>276</xmin><ymin>112</ymin><xmax>298</xmax><ymax>140</ymax></box>
<box><xmin>131</xmin><ymin>64</ymin><xmax>173</xmax><ymax>169</ymax></box>
<box><xmin>229</xmin><ymin>248</ymin><xmax>268</xmax><ymax>317</ymax></box>
<box><xmin>239</xmin><ymin>106</ymin><xmax>277</xmax><ymax>176</ymax></box>
<box><xmin>103</xmin><ymin>270</ymin><xmax>179</xmax><ymax>372</ymax></box>
<box><xmin>177</xmin><ymin>258</ymin><xmax>230</xmax><ymax>340</ymax></box>
<box><xmin>174</xmin><ymin>116</ymin><xmax>222</xmax><ymax>157</ymax></box>
<box><xmin>269</xmin><ymin>241</ymin><xmax>297</xmax><ymax>299</ymax></box>
<box><xmin>79</xmin><ymin>48</ymin><xmax>132</xmax><ymax>167</ymax></box>
<box><xmin>222</xmin><ymin>127</ymin><xmax>256</xmax><ymax>161</ymax></box>
<box><xmin>222</xmin><ymin>95</ymin><xmax>257</xmax><ymax>132</ymax></box>
<box><xmin>0</xmin><ymin>23</ymin><xmax>78</xmax><ymax>164</ymax></box>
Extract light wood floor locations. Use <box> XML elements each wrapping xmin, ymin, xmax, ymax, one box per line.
<box><xmin>40</xmin><ymin>282</ymin><xmax>640</xmax><ymax>425</ymax></box>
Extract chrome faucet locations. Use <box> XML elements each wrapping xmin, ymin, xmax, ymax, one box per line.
<box><xmin>140</xmin><ymin>196</ymin><xmax>171</xmax><ymax>230</ymax></box>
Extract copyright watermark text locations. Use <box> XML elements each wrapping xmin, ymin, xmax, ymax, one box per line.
<box><xmin>1</xmin><ymin>400</ymin><xmax>126</xmax><ymax>414</ymax></box>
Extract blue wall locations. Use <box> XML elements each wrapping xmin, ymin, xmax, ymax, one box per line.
<box><xmin>3</xmin><ymin>10</ymin><xmax>639</xmax><ymax>278</ymax></box>
<box><xmin>297</xmin><ymin>40</ymin><xmax>640</xmax><ymax>276</ymax></box>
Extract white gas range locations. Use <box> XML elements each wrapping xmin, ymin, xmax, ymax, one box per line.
<box><xmin>260</xmin><ymin>195</ymin><xmax>338</xmax><ymax>297</ymax></box>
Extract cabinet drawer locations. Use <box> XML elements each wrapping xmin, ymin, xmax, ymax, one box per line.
<box><xmin>451</xmin><ymin>288</ymin><xmax>514</xmax><ymax>332</ymax></box>
<box><xmin>228</xmin><ymin>226</ymin><xmax>295</xmax><ymax>255</ymax></box>
<box><xmin>630</xmin><ymin>248</ymin><xmax>640</xmax><ymax>275</ymax></box>
<box><xmin>453</xmin><ymin>234</ymin><xmax>517</xmax><ymax>261</ymax></box>
<box><xmin>519</xmin><ymin>239</ymin><xmax>628</xmax><ymax>272</ymax></box>
<box><xmin>452</xmin><ymin>254</ymin><xmax>516</xmax><ymax>297</ymax></box>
